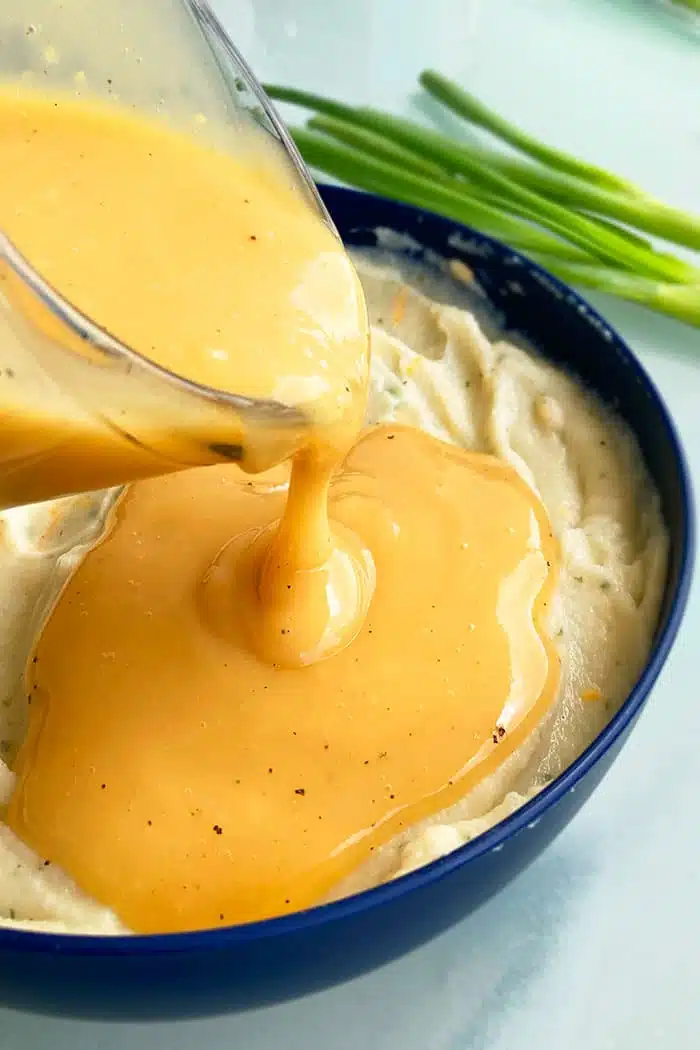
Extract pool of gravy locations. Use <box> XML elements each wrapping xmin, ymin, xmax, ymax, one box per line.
<box><xmin>1</xmin><ymin>90</ymin><xmax>561</xmax><ymax>933</ymax></box>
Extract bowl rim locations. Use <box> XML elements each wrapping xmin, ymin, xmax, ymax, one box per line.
<box><xmin>0</xmin><ymin>185</ymin><xmax>694</xmax><ymax>957</ymax></box>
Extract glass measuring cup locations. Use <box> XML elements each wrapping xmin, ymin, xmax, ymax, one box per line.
<box><xmin>0</xmin><ymin>0</ymin><xmax>338</xmax><ymax>510</ymax></box>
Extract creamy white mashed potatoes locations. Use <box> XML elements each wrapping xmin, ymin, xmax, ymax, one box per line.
<box><xmin>0</xmin><ymin>257</ymin><xmax>668</xmax><ymax>933</ymax></box>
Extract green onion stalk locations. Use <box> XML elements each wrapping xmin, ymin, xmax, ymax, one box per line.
<box><xmin>267</xmin><ymin>85</ymin><xmax>700</xmax><ymax>283</ymax></box>
<box><xmin>418</xmin><ymin>72</ymin><xmax>700</xmax><ymax>251</ymax></box>
<box><xmin>290</xmin><ymin>127</ymin><xmax>597</xmax><ymax>262</ymax></box>
<box><xmin>530</xmin><ymin>258</ymin><xmax>700</xmax><ymax>327</ymax></box>
<box><xmin>265</xmin><ymin>78</ymin><xmax>700</xmax><ymax>328</ymax></box>
<box><xmin>418</xmin><ymin>70</ymin><xmax>648</xmax><ymax>197</ymax></box>
<box><xmin>303</xmin><ymin>102</ymin><xmax>700</xmax><ymax>255</ymax></box>
<box><xmin>306</xmin><ymin>114</ymin><xmax>654</xmax><ymax>253</ymax></box>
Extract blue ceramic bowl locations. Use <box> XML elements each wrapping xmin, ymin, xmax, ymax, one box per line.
<box><xmin>0</xmin><ymin>187</ymin><xmax>693</xmax><ymax>1020</ymax></box>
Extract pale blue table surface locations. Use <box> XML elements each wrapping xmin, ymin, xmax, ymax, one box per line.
<box><xmin>3</xmin><ymin>1</ymin><xmax>699</xmax><ymax>1046</ymax></box>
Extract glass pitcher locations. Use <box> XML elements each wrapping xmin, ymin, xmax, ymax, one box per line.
<box><xmin>0</xmin><ymin>0</ymin><xmax>333</xmax><ymax>509</ymax></box>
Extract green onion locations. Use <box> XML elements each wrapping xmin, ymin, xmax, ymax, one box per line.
<box><xmin>306</xmin><ymin>104</ymin><xmax>700</xmax><ymax>254</ymax></box>
<box><xmin>418</xmin><ymin>74</ymin><xmax>700</xmax><ymax>252</ymax></box>
<box><xmin>306</xmin><ymin>114</ymin><xmax>525</xmax><ymax>219</ymax></box>
<box><xmin>529</xmin><ymin>257</ymin><xmax>700</xmax><ymax>327</ymax></box>
<box><xmin>308</xmin><ymin>113</ymin><xmax>654</xmax><ymax>254</ymax></box>
<box><xmin>267</xmin><ymin>85</ymin><xmax>697</xmax><ymax>284</ymax></box>
<box><xmin>486</xmin><ymin>155</ymin><xmax>700</xmax><ymax>251</ymax></box>
<box><xmin>309</xmin><ymin>111</ymin><xmax>655</xmax><ymax>264</ymax></box>
<box><xmin>291</xmin><ymin>127</ymin><xmax>598</xmax><ymax>262</ymax></box>
<box><xmin>266</xmin><ymin>80</ymin><xmax>700</xmax><ymax>327</ymax></box>
<box><xmin>315</xmin><ymin>107</ymin><xmax>692</xmax><ymax>261</ymax></box>
<box><xmin>419</xmin><ymin>70</ymin><xmax>646</xmax><ymax>198</ymax></box>
<box><xmin>307</xmin><ymin>115</ymin><xmax>445</xmax><ymax>181</ymax></box>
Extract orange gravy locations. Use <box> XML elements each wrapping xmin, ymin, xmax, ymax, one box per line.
<box><xmin>1</xmin><ymin>91</ymin><xmax>560</xmax><ymax>932</ymax></box>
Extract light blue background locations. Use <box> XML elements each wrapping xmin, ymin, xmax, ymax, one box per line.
<box><xmin>3</xmin><ymin>1</ymin><xmax>699</xmax><ymax>1046</ymax></box>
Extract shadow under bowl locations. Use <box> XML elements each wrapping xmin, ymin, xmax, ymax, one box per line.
<box><xmin>0</xmin><ymin>186</ymin><xmax>694</xmax><ymax>1021</ymax></box>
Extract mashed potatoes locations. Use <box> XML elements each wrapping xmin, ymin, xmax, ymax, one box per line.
<box><xmin>0</xmin><ymin>257</ymin><xmax>668</xmax><ymax>933</ymax></box>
